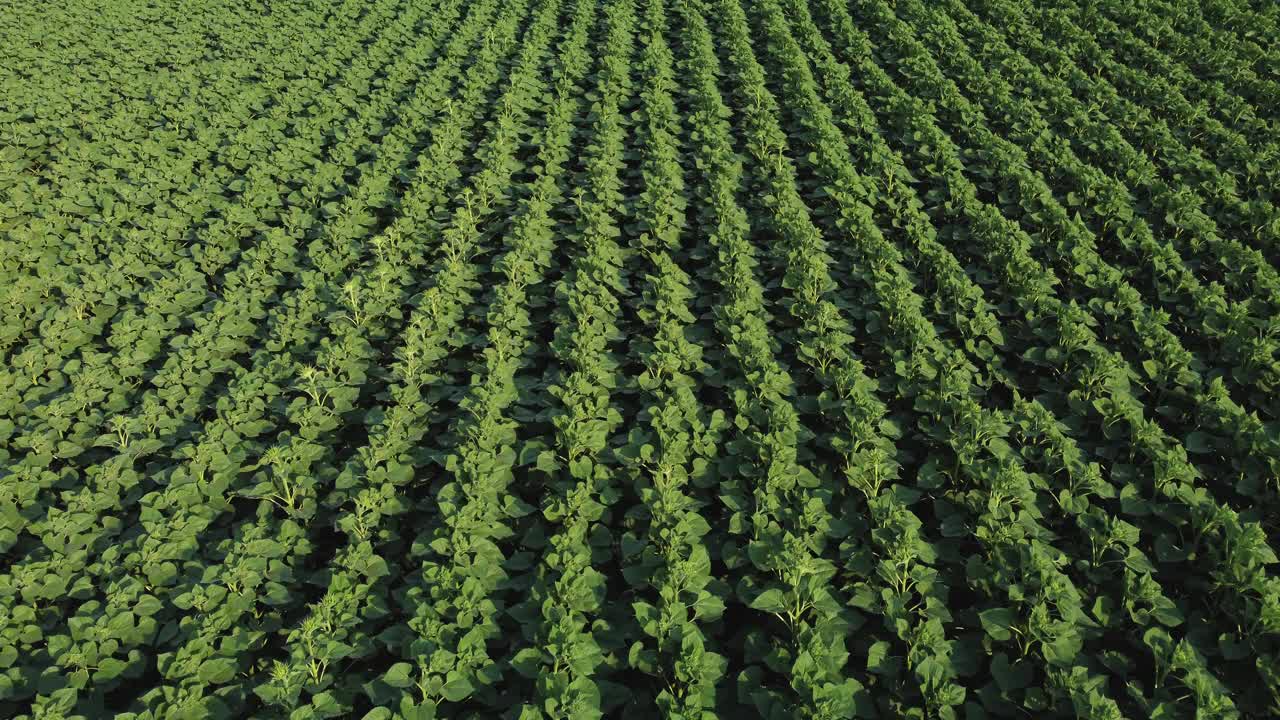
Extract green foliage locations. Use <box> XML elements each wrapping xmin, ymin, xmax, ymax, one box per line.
<box><xmin>3</xmin><ymin>0</ymin><xmax>1279</xmax><ymax>717</ymax></box>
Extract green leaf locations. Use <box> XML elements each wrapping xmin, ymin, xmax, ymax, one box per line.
<box><xmin>535</xmin><ymin>451</ymin><xmax>560</xmax><ymax>474</ymax></box>
<box><xmin>749</xmin><ymin>589</ymin><xmax>786</xmax><ymax>613</ymax></box>
<box><xmin>634</xmin><ymin>601</ymin><xmax>660</xmax><ymax>637</ymax></box>
<box><xmin>1183</xmin><ymin>431</ymin><xmax>1214</xmax><ymax>454</ymax></box>
<box><xmin>134</xmin><ymin>595</ymin><xmax>163</xmax><ymax>617</ymax></box>
<box><xmin>441</xmin><ymin>675</ymin><xmax>474</xmax><ymax>702</ymax></box>
<box><xmin>94</xmin><ymin>657</ymin><xmax>129</xmax><ymax>681</ymax></box>
<box><xmin>197</xmin><ymin>657</ymin><xmax>237</xmax><ymax>684</ymax></box>
<box><xmin>1042</xmin><ymin>633</ymin><xmax>1083</xmax><ymax>668</ymax></box>
<box><xmin>384</xmin><ymin>663</ymin><xmax>415</xmax><ymax>689</ymax></box>
<box><xmin>991</xmin><ymin>653</ymin><xmax>1030</xmax><ymax>692</ymax></box>
<box><xmin>512</xmin><ymin>648</ymin><xmax>543</xmax><ymax>679</ymax></box>
<box><xmin>979</xmin><ymin>607</ymin><xmax>1017</xmax><ymax>642</ymax></box>
<box><xmin>866</xmin><ymin>641</ymin><xmax>893</xmax><ymax>674</ymax></box>
<box><xmin>312</xmin><ymin>691</ymin><xmax>342</xmax><ymax>716</ymax></box>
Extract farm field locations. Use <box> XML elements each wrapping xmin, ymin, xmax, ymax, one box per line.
<box><xmin>2</xmin><ymin>0</ymin><xmax>1280</xmax><ymax>717</ymax></box>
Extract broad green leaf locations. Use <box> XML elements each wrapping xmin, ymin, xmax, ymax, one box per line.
<box><xmin>978</xmin><ymin>607</ymin><xmax>1016</xmax><ymax>642</ymax></box>
<box><xmin>750</xmin><ymin>589</ymin><xmax>786</xmax><ymax>613</ymax></box>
